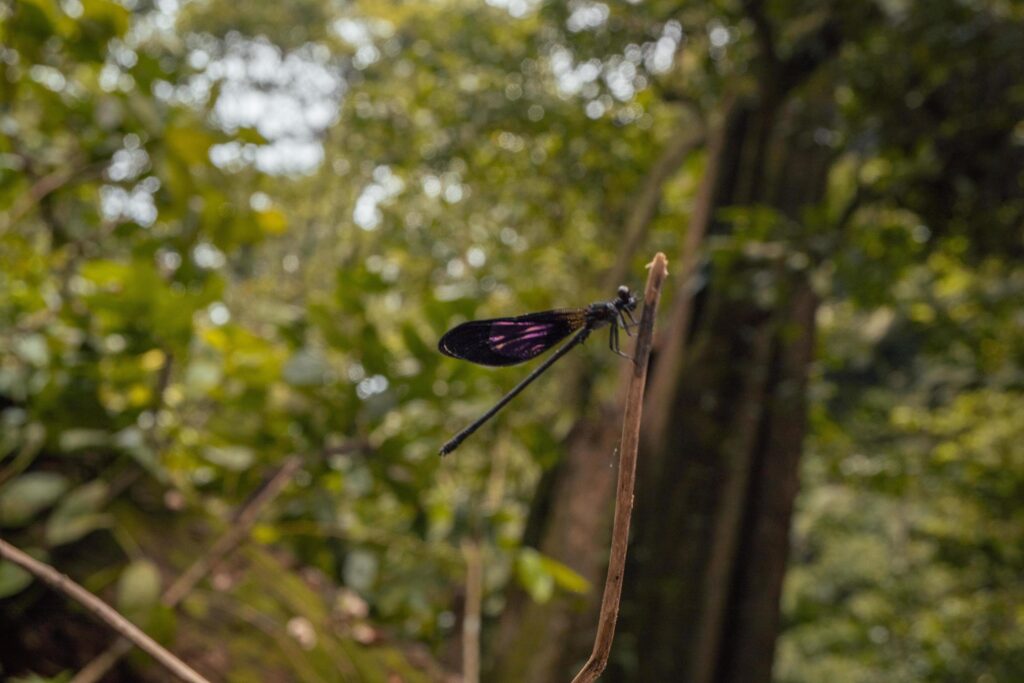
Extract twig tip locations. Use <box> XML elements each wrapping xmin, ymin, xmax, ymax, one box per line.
<box><xmin>645</xmin><ymin>252</ymin><xmax>669</xmax><ymax>274</ymax></box>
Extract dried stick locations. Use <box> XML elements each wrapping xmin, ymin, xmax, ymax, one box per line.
<box><xmin>0</xmin><ymin>538</ymin><xmax>210</xmax><ymax>683</ymax></box>
<box><xmin>70</xmin><ymin>454</ymin><xmax>305</xmax><ymax>683</ymax></box>
<box><xmin>461</xmin><ymin>538</ymin><xmax>483</xmax><ymax>683</ymax></box>
<box><xmin>571</xmin><ymin>252</ymin><xmax>669</xmax><ymax>683</ymax></box>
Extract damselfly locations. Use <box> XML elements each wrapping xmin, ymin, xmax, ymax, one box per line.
<box><xmin>438</xmin><ymin>285</ymin><xmax>639</xmax><ymax>456</ymax></box>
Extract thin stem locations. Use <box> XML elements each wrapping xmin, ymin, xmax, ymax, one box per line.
<box><xmin>461</xmin><ymin>538</ymin><xmax>483</xmax><ymax>683</ymax></box>
<box><xmin>0</xmin><ymin>538</ymin><xmax>210</xmax><ymax>683</ymax></box>
<box><xmin>440</xmin><ymin>327</ymin><xmax>592</xmax><ymax>456</ymax></box>
<box><xmin>571</xmin><ymin>252</ymin><xmax>669</xmax><ymax>683</ymax></box>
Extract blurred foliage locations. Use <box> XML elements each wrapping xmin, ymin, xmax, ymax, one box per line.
<box><xmin>778</xmin><ymin>254</ymin><xmax>1024</xmax><ymax>683</ymax></box>
<box><xmin>1</xmin><ymin>0</ymin><xmax>666</xmax><ymax>678</ymax></box>
<box><xmin>1</xmin><ymin>0</ymin><xmax>1022</xmax><ymax>681</ymax></box>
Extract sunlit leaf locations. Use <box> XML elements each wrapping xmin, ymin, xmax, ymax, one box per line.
<box><xmin>166</xmin><ymin>126</ymin><xmax>218</xmax><ymax>167</ymax></box>
<box><xmin>117</xmin><ymin>559</ymin><xmax>162</xmax><ymax>621</ymax></box>
<box><xmin>0</xmin><ymin>473</ymin><xmax>69</xmax><ymax>528</ymax></box>
<box><xmin>58</xmin><ymin>429</ymin><xmax>110</xmax><ymax>452</ymax></box>
<box><xmin>515</xmin><ymin>548</ymin><xmax>555</xmax><ymax>604</ymax></box>
<box><xmin>537</xmin><ymin>555</ymin><xmax>590</xmax><ymax>595</ymax></box>
<box><xmin>203</xmin><ymin>445</ymin><xmax>255</xmax><ymax>471</ymax></box>
<box><xmin>255</xmin><ymin>208</ymin><xmax>288</xmax><ymax>236</ymax></box>
<box><xmin>45</xmin><ymin>481</ymin><xmax>110</xmax><ymax>546</ymax></box>
<box><xmin>0</xmin><ymin>559</ymin><xmax>34</xmax><ymax>598</ymax></box>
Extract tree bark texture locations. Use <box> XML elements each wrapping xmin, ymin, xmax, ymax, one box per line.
<box><xmin>614</xmin><ymin>91</ymin><xmax>830</xmax><ymax>683</ymax></box>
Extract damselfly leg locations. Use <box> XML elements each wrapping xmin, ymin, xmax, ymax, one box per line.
<box><xmin>608</xmin><ymin>320</ymin><xmax>632</xmax><ymax>360</ymax></box>
<box><xmin>620</xmin><ymin>307</ymin><xmax>638</xmax><ymax>335</ymax></box>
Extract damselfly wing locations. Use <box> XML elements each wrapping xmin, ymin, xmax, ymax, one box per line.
<box><xmin>438</xmin><ymin>309</ymin><xmax>587</xmax><ymax>366</ymax></box>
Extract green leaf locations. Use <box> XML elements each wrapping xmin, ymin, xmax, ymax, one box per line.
<box><xmin>80</xmin><ymin>0</ymin><xmax>131</xmax><ymax>36</ymax></box>
<box><xmin>6</xmin><ymin>0</ymin><xmax>59</xmax><ymax>51</ymax></box>
<box><xmin>0</xmin><ymin>557</ymin><xmax>35</xmax><ymax>598</ymax></box>
<box><xmin>203</xmin><ymin>445</ymin><xmax>255</xmax><ymax>471</ymax></box>
<box><xmin>45</xmin><ymin>480</ymin><xmax>110</xmax><ymax>546</ymax></box>
<box><xmin>117</xmin><ymin>559</ymin><xmax>162</xmax><ymax>620</ymax></box>
<box><xmin>255</xmin><ymin>208</ymin><xmax>288</xmax><ymax>236</ymax></box>
<box><xmin>58</xmin><ymin>429</ymin><xmax>110</xmax><ymax>452</ymax></box>
<box><xmin>515</xmin><ymin>548</ymin><xmax>555</xmax><ymax>604</ymax></box>
<box><xmin>537</xmin><ymin>555</ymin><xmax>591</xmax><ymax>595</ymax></box>
<box><xmin>46</xmin><ymin>513</ymin><xmax>112</xmax><ymax>547</ymax></box>
<box><xmin>166</xmin><ymin>126</ymin><xmax>217</xmax><ymax>167</ymax></box>
<box><xmin>0</xmin><ymin>473</ymin><xmax>70</xmax><ymax>528</ymax></box>
<box><xmin>185</xmin><ymin>359</ymin><xmax>223</xmax><ymax>394</ymax></box>
<box><xmin>14</xmin><ymin>334</ymin><xmax>49</xmax><ymax>366</ymax></box>
<box><xmin>146</xmin><ymin>604</ymin><xmax>178</xmax><ymax>643</ymax></box>
<box><xmin>235</xmin><ymin>127</ymin><xmax>269</xmax><ymax>145</ymax></box>
<box><xmin>400</xmin><ymin>323</ymin><xmax>433</xmax><ymax>359</ymax></box>
<box><xmin>283</xmin><ymin>348</ymin><xmax>329</xmax><ymax>386</ymax></box>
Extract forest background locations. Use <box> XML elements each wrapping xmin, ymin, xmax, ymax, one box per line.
<box><xmin>1</xmin><ymin>0</ymin><xmax>1021</xmax><ymax>682</ymax></box>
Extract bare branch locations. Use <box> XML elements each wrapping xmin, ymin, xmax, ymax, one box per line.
<box><xmin>0</xmin><ymin>538</ymin><xmax>211</xmax><ymax>683</ymax></box>
<box><xmin>571</xmin><ymin>252</ymin><xmax>669</xmax><ymax>683</ymax></box>
<box><xmin>461</xmin><ymin>539</ymin><xmax>483</xmax><ymax>683</ymax></box>
<box><xmin>70</xmin><ymin>455</ymin><xmax>305</xmax><ymax>683</ymax></box>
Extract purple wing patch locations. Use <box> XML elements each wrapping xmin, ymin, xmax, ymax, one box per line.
<box><xmin>439</xmin><ymin>309</ymin><xmax>585</xmax><ymax>366</ymax></box>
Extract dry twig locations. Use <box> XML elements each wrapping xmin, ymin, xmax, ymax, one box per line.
<box><xmin>461</xmin><ymin>538</ymin><xmax>483</xmax><ymax>683</ymax></box>
<box><xmin>0</xmin><ymin>538</ymin><xmax>211</xmax><ymax>683</ymax></box>
<box><xmin>70</xmin><ymin>454</ymin><xmax>306</xmax><ymax>683</ymax></box>
<box><xmin>571</xmin><ymin>252</ymin><xmax>669</xmax><ymax>683</ymax></box>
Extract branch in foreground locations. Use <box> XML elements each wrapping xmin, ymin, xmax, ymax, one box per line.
<box><xmin>0</xmin><ymin>538</ymin><xmax>211</xmax><ymax>683</ymax></box>
<box><xmin>571</xmin><ymin>252</ymin><xmax>669</xmax><ymax>683</ymax></box>
<box><xmin>71</xmin><ymin>453</ymin><xmax>307</xmax><ymax>683</ymax></box>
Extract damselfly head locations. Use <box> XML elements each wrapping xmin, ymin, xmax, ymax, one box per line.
<box><xmin>616</xmin><ymin>285</ymin><xmax>637</xmax><ymax>311</ymax></box>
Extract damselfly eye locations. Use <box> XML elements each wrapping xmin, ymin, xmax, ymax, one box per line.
<box><xmin>617</xmin><ymin>285</ymin><xmax>630</xmax><ymax>300</ymax></box>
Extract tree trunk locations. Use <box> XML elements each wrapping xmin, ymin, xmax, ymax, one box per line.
<box><xmin>718</xmin><ymin>279</ymin><xmax>816</xmax><ymax>683</ymax></box>
<box><xmin>613</xmin><ymin>92</ymin><xmax>831</xmax><ymax>682</ymax></box>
